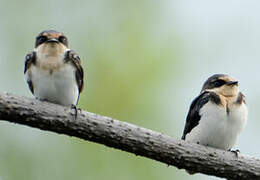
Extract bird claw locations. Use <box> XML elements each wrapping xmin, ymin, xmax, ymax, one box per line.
<box><xmin>229</xmin><ymin>149</ymin><xmax>240</xmax><ymax>157</ymax></box>
<box><xmin>36</xmin><ymin>97</ymin><xmax>47</xmax><ymax>101</ymax></box>
<box><xmin>71</xmin><ymin>104</ymin><xmax>78</xmax><ymax>119</ymax></box>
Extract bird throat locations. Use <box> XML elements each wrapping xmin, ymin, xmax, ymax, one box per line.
<box><xmin>36</xmin><ymin>44</ymin><xmax>66</xmax><ymax>73</ymax></box>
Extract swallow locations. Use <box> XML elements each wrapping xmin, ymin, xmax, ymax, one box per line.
<box><xmin>24</xmin><ymin>30</ymin><xmax>84</xmax><ymax>112</ymax></box>
<box><xmin>182</xmin><ymin>74</ymin><xmax>247</xmax><ymax>151</ymax></box>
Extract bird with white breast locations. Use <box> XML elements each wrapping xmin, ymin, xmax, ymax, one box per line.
<box><xmin>182</xmin><ymin>74</ymin><xmax>247</xmax><ymax>151</ymax></box>
<box><xmin>24</xmin><ymin>30</ymin><xmax>84</xmax><ymax>111</ymax></box>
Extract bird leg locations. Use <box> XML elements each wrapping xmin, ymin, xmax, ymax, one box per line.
<box><xmin>71</xmin><ymin>104</ymin><xmax>78</xmax><ymax>119</ymax></box>
<box><xmin>229</xmin><ymin>149</ymin><xmax>240</xmax><ymax>157</ymax></box>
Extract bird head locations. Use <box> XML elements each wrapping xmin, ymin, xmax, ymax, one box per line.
<box><xmin>201</xmin><ymin>74</ymin><xmax>239</xmax><ymax>97</ymax></box>
<box><xmin>34</xmin><ymin>30</ymin><xmax>68</xmax><ymax>56</ymax></box>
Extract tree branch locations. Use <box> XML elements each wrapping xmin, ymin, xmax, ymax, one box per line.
<box><xmin>0</xmin><ymin>93</ymin><xmax>259</xmax><ymax>179</ymax></box>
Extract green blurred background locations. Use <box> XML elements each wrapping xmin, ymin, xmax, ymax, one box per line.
<box><xmin>0</xmin><ymin>0</ymin><xmax>260</xmax><ymax>180</ymax></box>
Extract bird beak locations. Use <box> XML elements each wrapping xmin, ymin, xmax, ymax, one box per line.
<box><xmin>47</xmin><ymin>38</ymin><xmax>59</xmax><ymax>43</ymax></box>
<box><xmin>227</xmin><ymin>81</ymin><xmax>238</xmax><ymax>86</ymax></box>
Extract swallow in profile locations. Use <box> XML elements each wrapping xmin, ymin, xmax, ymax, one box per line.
<box><xmin>182</xmin><ymin>74</ymin><xmax>247</xmax><ymax>151</ymax></box>
<box><xmin>24</xmin><ymin>30</ymin><xmax>84</xmax><ymax>114</ymax></box>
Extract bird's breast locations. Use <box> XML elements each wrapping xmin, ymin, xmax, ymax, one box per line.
<box><xmin>29</xmin><ymin>63</ymin><xmax>79</xmax><ymax>106</ymax></box>
<box><xmin>36</xmin><ymin>53</ymin><xmax>65</xmax><ymax>72</ymax></box>
<box><xmin>194</xmin><ymin>101</ymin><xmax>247</xmax><ymax>149</ymax></box>
<box><xmin>184</xmin><ymin>101</ymin><xmax>247</xmax><ymax>150</ymax></box>
<box><xmin>35</xmin><ymin>44</ymin><xmax>68</xmax><ymax>72</ymax></box>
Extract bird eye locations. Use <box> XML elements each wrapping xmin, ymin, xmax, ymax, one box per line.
<box><xmin>58</xmin><ymin>36</ymin><xmax>67</xmax><ymax>44</ymax></box>
<box><xmin>213</xmin><ymin>80</ymin><xmax>226</xmax><ymax>87</ymax></box>
<box><xmin>37</xmin><ymin>36</ymin><xmax>47</xmax><ymax>45</ymax></box>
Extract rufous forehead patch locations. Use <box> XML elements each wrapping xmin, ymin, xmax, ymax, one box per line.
<box><xmin>42</xmin><ymin>31</ymin><xmax>63</xmax><ymax>39</ymax></box>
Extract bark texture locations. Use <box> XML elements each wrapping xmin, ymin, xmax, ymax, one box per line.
<box><xmin>0</xmin><ymin>93</ymin><xmax>260</xmax><ymax>179</ymax></box>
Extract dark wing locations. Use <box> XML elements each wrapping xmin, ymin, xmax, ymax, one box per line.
<box><xmin>181</xmin><ymin>91</ymin><xmax>221</xmax><ymax>140</ymax></box>
<box><xmin>24</xmin><ymin>51</ymin><xmax>36</xmax><ymax>94</ymax></box>
<box><xmin>64</xmin><ymin>50</ymin><xmax>84</xmax><ymax>93</ymax></box>
<box><xmin>236</xmin><ymin>92</ymin><xmax>246</xmax><ymax>104</ymax></box>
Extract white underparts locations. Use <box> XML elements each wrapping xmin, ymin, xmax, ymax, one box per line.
<box><xmin>25</xmin><ymin>48</ymin><xmax>79</xmax><ymax>106</ymax></box>
<box><xmin>185</xmin><ymin>101</ymin><xmax>247</xmax><ymax>150</ymax></box>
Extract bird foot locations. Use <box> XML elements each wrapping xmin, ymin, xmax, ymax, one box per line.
<box><xmin>229</xmin><ymin>149</ymin><xmax>240</xmax><ymax>157</ymax></box>
<box><xmin>36</xmin><ymin>97</ymin><xmax>47</xmax><ymax>101</ymax></box>
<box><xmin>71</xmin><ymin>104</ymin><xmax>79</xmax><ymax>119</ymax></box>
